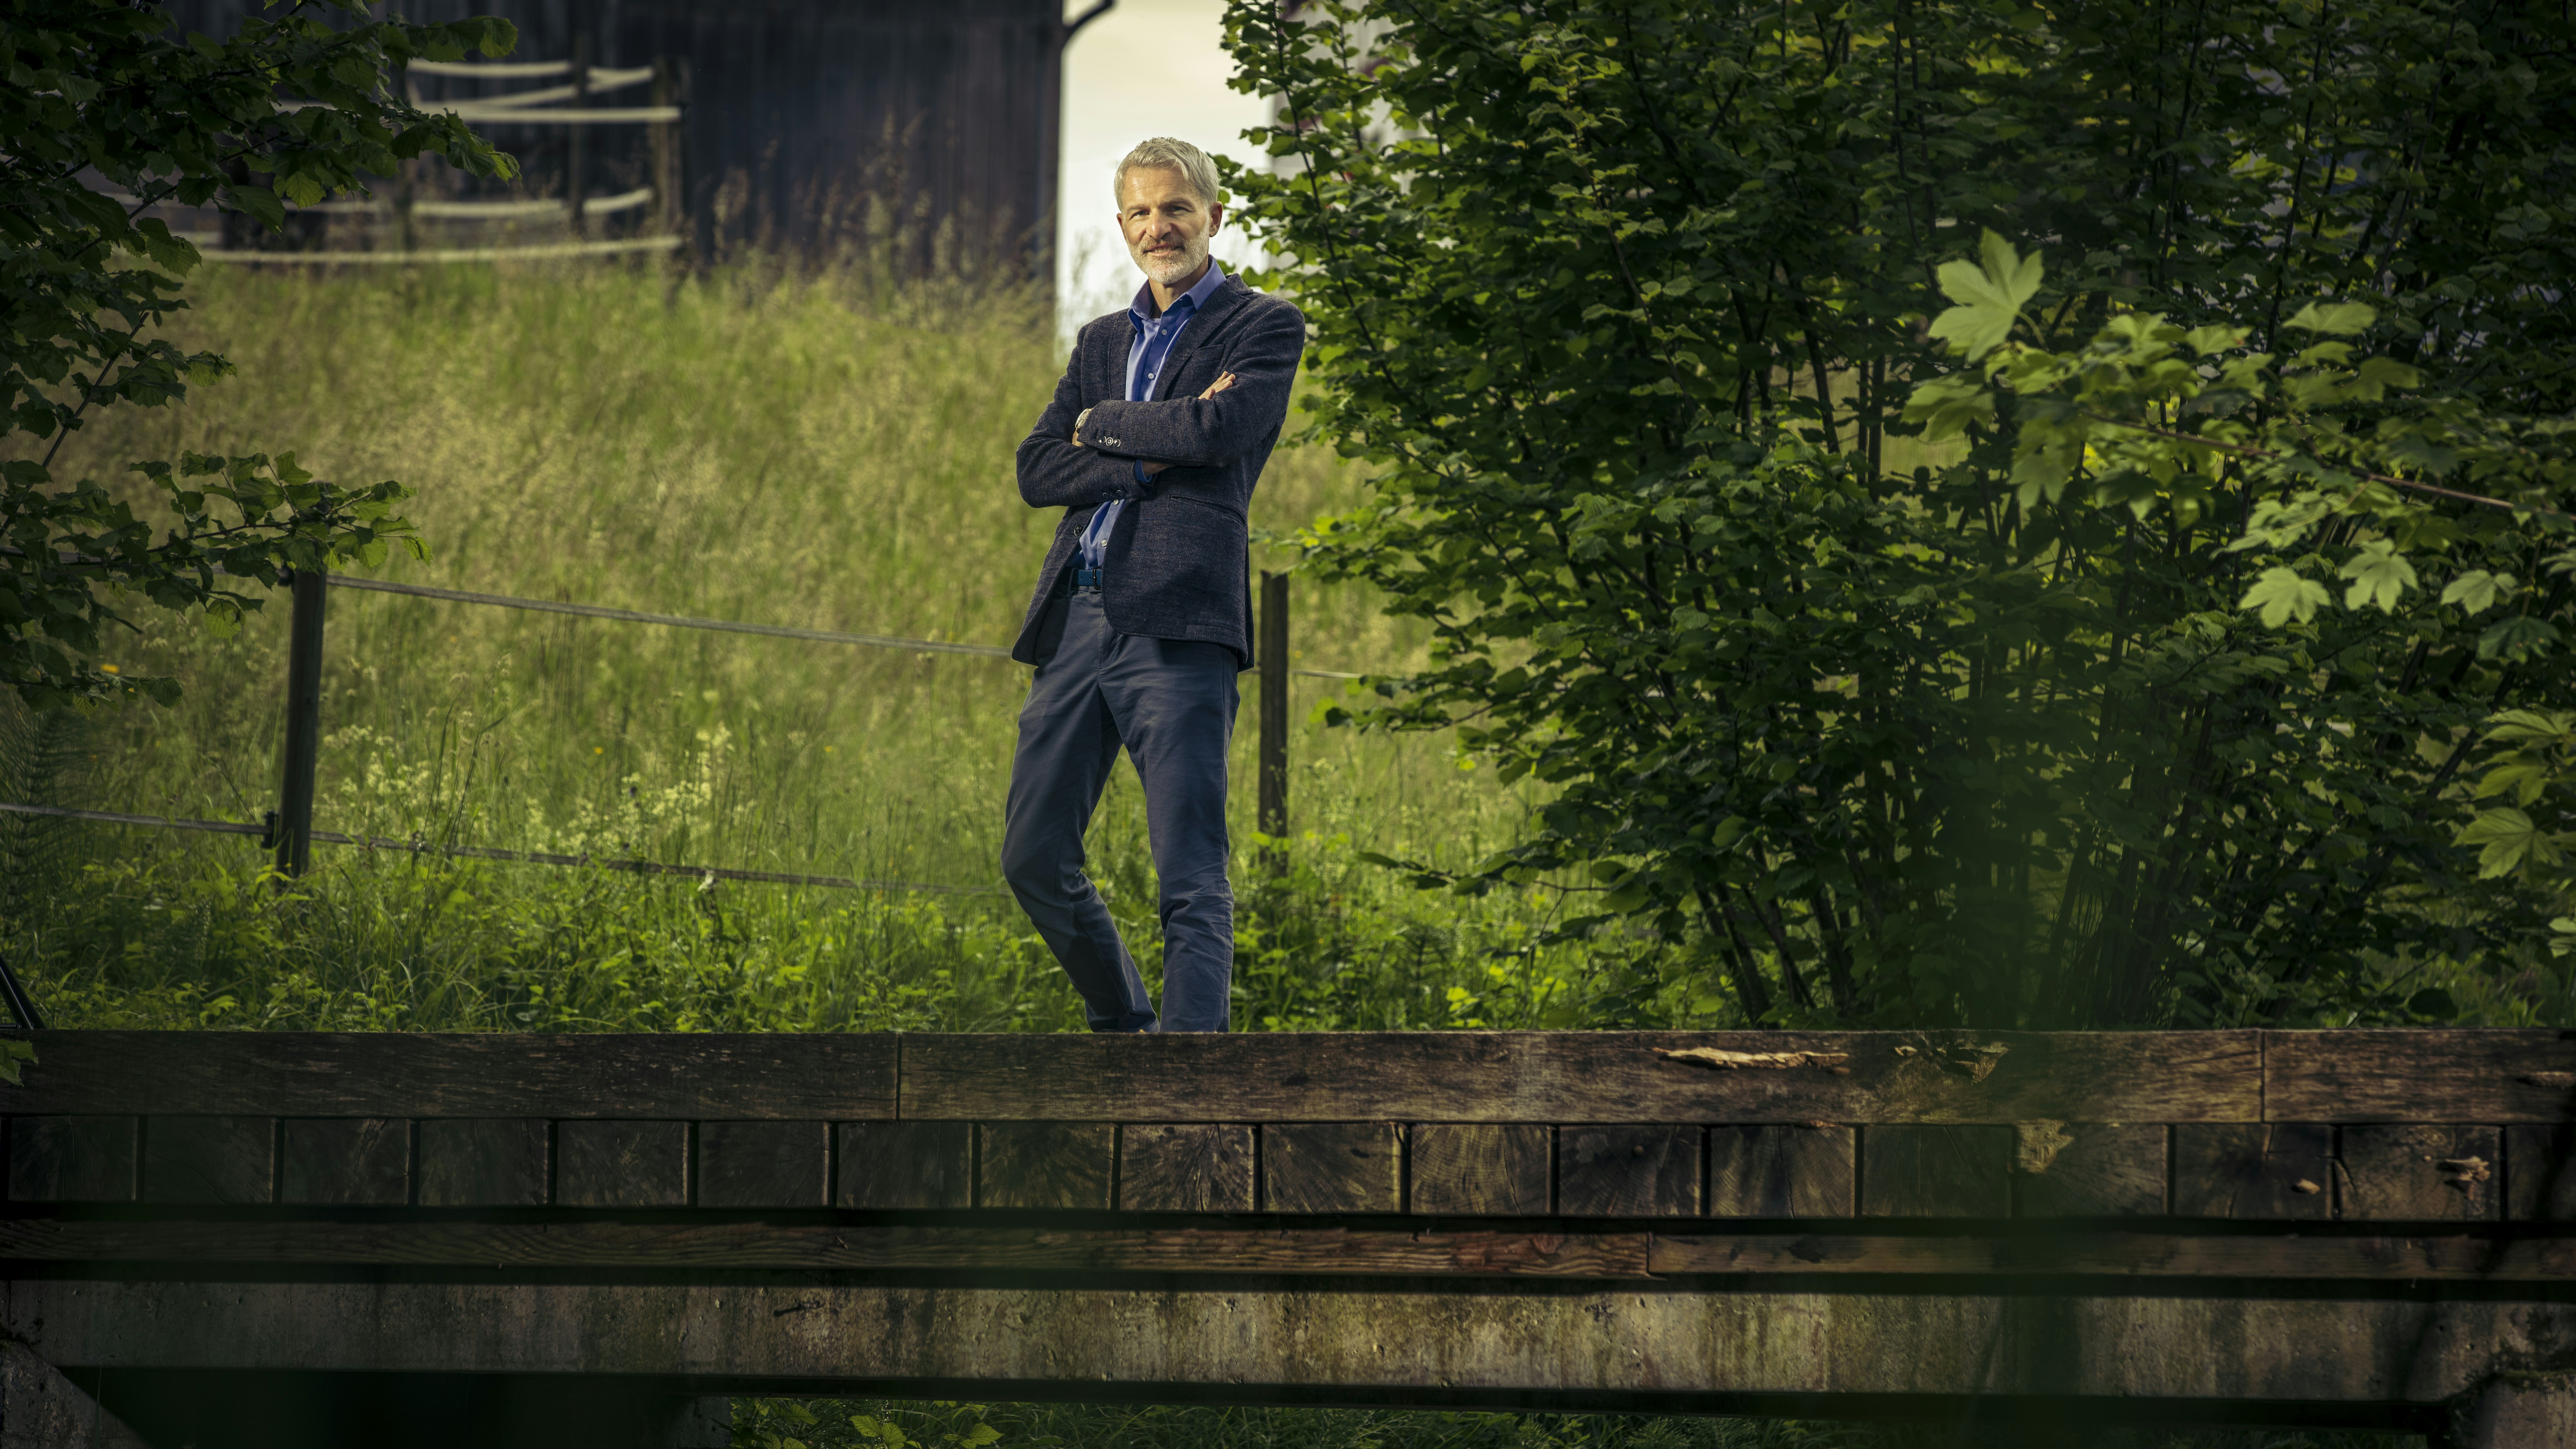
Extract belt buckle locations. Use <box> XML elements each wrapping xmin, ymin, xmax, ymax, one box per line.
<box><xmin>1074</xmin><ymin>566</ymin><xmax>1103</xmax><ymax>592</ymax></box>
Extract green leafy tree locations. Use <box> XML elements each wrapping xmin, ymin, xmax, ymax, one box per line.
<box><xmin>2</xmin><ymin>0</ymin><xmax>518</xmax><ymax>708</ymax></box>
<box><xmin>1225</xmin><ymin>0</ymin><xmax>2576</xmax><ymax>1028</ymax></box>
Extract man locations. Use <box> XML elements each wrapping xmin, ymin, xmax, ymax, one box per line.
<box><xmin>1002</xmin><ymin>136</ymin><xmax>1305</xmax><ymax>1033</ymax></box>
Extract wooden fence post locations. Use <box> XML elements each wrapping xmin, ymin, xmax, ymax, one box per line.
<box><xmin>394</xmin><ymin>61</ymin><xmax>418</xmax><ymax>253</ymax></box>
<box><xmin>274</xmin><ymin>567</ymin><xmax>326</xmax><ymax>880</ymax></box>
<box><xmin>566</xmin><ymin>36</ymin><xmax>590</xmax><ymax>237</ymax></box>
<box><xmin>1258</xmin><ymin>572</ymin><xmax>1289</xmax><ymax>846</ymax></box>
<box><xmin>651</xmin><ymin>57</ymin><xmax>682</xmax><ymax>238</ymax></box>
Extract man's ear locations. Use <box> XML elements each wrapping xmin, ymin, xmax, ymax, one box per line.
<box><xmin>1209</xmin><ymin>202</ymin><xmax>1226</xmax><ymax>235</ymax></box>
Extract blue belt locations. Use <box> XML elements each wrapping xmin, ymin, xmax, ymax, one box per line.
<box><xmin>1073</xmin><ymin>566</ymin><xmax>1104</xmax><ymax>591</ymax></box>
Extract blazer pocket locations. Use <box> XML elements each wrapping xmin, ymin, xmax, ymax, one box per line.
<box><xmin>1133</xmin><ymin>498</ymin><xmax>1246</xmax><ymax>606</ymax></box>
<box><xmin>1158</xmin><ymin>492</ymin><xmax>1247</xmax><ymax>523</ymax></box>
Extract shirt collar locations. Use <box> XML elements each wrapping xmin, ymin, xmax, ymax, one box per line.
<box><xmin>1130</xmin><ymin>260</ymin><xmax>1228</xmax><ymax>329</ymax></box>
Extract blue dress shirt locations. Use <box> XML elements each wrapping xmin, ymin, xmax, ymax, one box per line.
<box><xmin>1077</xmin><ymin>261</ymin><xmax>1229</xmax><ymax>573</ymax></box>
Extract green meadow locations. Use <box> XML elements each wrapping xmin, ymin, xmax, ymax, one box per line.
<box><xmin>12</xmin><ymin>257</ymin><xmax>1702</xmax><ymax>1036</ymax></box>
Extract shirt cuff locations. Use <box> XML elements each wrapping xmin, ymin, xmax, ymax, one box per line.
<box><xmin>1129</xmin><ymin>461</ymin><xmax>1151</xmax><ymax>497</ymax></box>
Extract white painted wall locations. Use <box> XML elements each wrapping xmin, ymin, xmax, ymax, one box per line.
<box><xmin>1056</xmin><ymin>0</ymin><xmax>1271</xmax><ymax>328</ymax></box>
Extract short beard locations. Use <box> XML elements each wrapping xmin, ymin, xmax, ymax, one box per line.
<box><xmin>1135</xmin><ymin>239</ymin><xmax>1206</xmax><ymax>288</ymax></box>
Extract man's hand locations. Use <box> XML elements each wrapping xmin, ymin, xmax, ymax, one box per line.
<box><xmin>1136</xmin><ymin>371</ymin><xmax>1238</xmax><ymax>476</ymax></box>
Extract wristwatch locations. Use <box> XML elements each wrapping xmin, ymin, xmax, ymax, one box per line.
<box><xmin>1073</xmin><ymin>407</ymin><xmax>1092</xmax><ymax>445</ymax></box>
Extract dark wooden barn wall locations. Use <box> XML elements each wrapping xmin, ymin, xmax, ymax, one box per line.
<box><xmin>163</xmin><ymin>0</ymin><xmax>1068</xmax><ymax>277</ymax></box>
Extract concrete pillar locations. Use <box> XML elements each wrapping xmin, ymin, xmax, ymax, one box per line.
<box><xmin>0</xmin><ymin>1343</ymin><xmax>152</xmax><ymax>1449</ymax></box>
<box><xmin>2455</xmin><ymin>1374</ymin><xmax>2576</xmax><ymax>1448</ymax></box>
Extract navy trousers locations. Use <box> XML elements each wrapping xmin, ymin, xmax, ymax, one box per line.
<box><xmin>1000</xmin><ymin>589</ymin><xmax>1239</xmax><ymax>1032</ymax></box>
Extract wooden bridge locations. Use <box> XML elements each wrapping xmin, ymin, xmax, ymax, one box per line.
<box><xmin>4</xmin><ymin>1029</ymin><xmax>2576</xmax><ymax>1446</ymax></box>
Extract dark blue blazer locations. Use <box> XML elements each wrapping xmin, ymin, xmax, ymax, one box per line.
<box><xmin>1011</xmin><ymin>274</ymin><xmax>1306</xmax><ymax>669</ymax></box>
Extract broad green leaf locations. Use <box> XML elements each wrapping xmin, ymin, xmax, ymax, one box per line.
<box><xmin>2479</xmin><ymin>615</ymin><xmax>2564</xmax><ymax>660</ymax></box>
<box><xmin>1928</xmin><ymin>231</ymin><xmax>2044</xmax><ymax>359</ymax></box>
<box><xmin>2457</xmin><ymin>807</ymin><xmax>2564</xmax><ymax>879</ymax></box>
<box><xmin>2284</xmin><ymin>301</ymin><xmax>2377</xmax><ymax>335</ymax></box>
<box><xmin>2240</xmin><ymin>567</ymin><xmax>2331</xmax><ymax>628</ymax></box>
<box><xmin>2338</xmin><ymin>541</ymin><xmax>2418</xmax><ymax>612</ymax></box>
<box><xmin>2441</xmin><ymin>570</ymin><xmax>2513</xmax><ymax>615</ymax></box>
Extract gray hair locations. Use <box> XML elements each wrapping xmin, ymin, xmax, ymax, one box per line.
<box><xmin>1114</xmin><ymin>137</ymin><xmax>1223</xmax><ymax>211</ymax></box>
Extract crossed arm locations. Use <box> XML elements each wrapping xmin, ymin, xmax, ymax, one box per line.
<box><xmin>1075</xmin><ymin>370</ymin><xmax>1237</xmax><ymax>476</ymax></box>
<box><xmin>1013</xmin><ymin>305</ymin><xmax>1305</xmax><ymax>511</ymax></box>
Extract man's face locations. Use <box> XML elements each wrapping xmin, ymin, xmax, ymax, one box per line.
<box><xmin>1119</xmin><ymin>166</ymin><xmax>1222</xmax><ymax>289</ymax></box>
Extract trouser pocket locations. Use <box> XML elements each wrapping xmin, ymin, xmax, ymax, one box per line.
<box><xmin>1030</xmin><ymin>593</ymin><xmax>1070</xmax><ymax>666</ymax></box>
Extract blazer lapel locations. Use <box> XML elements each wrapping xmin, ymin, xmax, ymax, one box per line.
<box><xmin>1148</xmin><ymin>276</ymin><xmax>1246</xmax><ymax>400</ymax></box>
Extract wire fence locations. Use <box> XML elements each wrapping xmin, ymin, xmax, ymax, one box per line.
<box><xmin>16</xmin><ymin>567</ymin><xmax>1368</xmax><ymax>896</ymax></box>
<box><xmin>0</xmin><ymin>802</ymin><xmax>996</xmax><ymax>896</ymax></box>
<box><xmin>328</xmin><ymin>574</ymin><xmax>1366</xmax><ymax>677</ymax></box>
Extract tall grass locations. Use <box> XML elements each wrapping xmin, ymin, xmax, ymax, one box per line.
<box><xmin>19</xmin><ymin>258</ymin><xmax>1699</xmax><ymax>1034</ymax></box>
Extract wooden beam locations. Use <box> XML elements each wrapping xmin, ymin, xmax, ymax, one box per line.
<box><xmin>418</xmin><ymin>1119</ymin><xmax>549</xmax><ymax>1208</ymax></box>
<box><xmin>1559</xmin><ymin>1125</ymin><xmax>1698</xmax><ymax>1217</ymax></box>
<box><xmin>17</xmin><ymin>1219</ymin><xmax>2576</xmax><ymax>1282</ymax></box>
<box><xmin>2014</xmin><ymin>1123</ymin><xmax>2165</xmax><ymax>1218</ymax></box>
<box><xmin>1410</xmin><ymin>1124</ymin><xmax>1550</xmax><ymax>1216</ymax></box>
<box><xmin>2173</xmin><ymin>1124</ymin><xmax>2332</xmax><ymax>1220</ymax></box>
<box><xmin>837</xmin><ymin>1123</ymin><xmax>970</xmax><ymax>1210</ymax></box>
<box><xmin>9</xmin><ymin>1277</ymin><xmax>2564</xmax><ymax>1406</ymax></box>
<box><xmin>557</xmin><ymin>1121</ymin><xmax>687</xmax><ymax>1208</ymax></box>
<box><xmin>697</xmin><ymin>1120</ymin><xmax>828</xmax><ymax>1210</ymax></box>
<box><xmin>6</xmin><ymin>1117</ymin><xmax>136</xmax><ymax>1203</ymax></box>
<box><xmin>2339</xmin><ymin>1125</ymin><xmax>2499</xmax><ymax>1222</ymax></box>
<box><xmin>1263</xmin><ymin>1124</ymin><xmax>1399</xmax><ymax>1213</ymax></box>
<box><xmin>1118</xmin><ymin>1125</ymin><xmax>1254</xmax><ymax>1213</ymax></box>
<box><xmin>897</xmin><ymin>1032</ymin><xmax>2262</xmax><ymax>1124</ymax></box>
<box><xmin>2507</xmin><ymin>1125</ymin><xmax>2576</xmax><ymax>1221</ymax></box>
<box><xmin>0</xmin><ymin>1033</ymin><xmax>899</xmax><ymax>1119</ymax></box>
<box><xmin>1708</xmin><ymin>1124</ymin><xmax>1854</xmax><ymax>1218</ymax></box>
<box><xmin>978</xmin><ymin>1123</ymin><xmax>1113</xmax><ymax>1210</ymax></box>
<box><xmin>1647</xmin><ymin>1229</ymin><xmax>2576</xmax><ymax>1280</ymax></box>
<box><xmin>141</xmin><ymin>1116</ymin><xmax>272</xmax><ymax>1205</ymax></box>
<box><xmin>1862</xmin><ymin>1125</ymin><xmax>2010</xmax><ymax>1217</ymax></box>
<box><xmin>280</xmin><ymin>1118</ymin><xmax>408</xmax><ymax>1207</ymax></box>
<box><xmin>2263</xmin><ymin>1031</ymin><xmax>2576</xmax><ymax>1123</ymax></box>
<box><xmin>0</xmin><ymin>1220</ymin><xmax>1649</xmax><ymax>1277</ymax></box>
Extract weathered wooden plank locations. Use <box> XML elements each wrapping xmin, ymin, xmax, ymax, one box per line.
<box><xmin>1647</xmin><ymin>1230</ymin><xmax>2576</xmax><ymax>1280</ymax></box>
<box><xmin>2172</xmin><ymin>1124</ymin><xmax>2332</xmax><ymax>1220</ymax></box>
<box><xmin>1117</xmin><ymin>1124</ymin><xmax>1252</xmax><ymax>1213</ymax></box>
<box><xmin>1263</xmin><ymin>1123</ymin><xmax>1399</xmax><ymax>1214</ymax></box>
<box><xmin>280</xmin><ymin>1118</ymin><xmax>408</xmax><ymax>1206</ymax></box>
<box><xmin>417</xmin><ymin>1119</ymin><xmax>549</xmax><ymax>1208</ymax></box>
<box><xmin>0</xmin><ymin>1219</ymin><xmax>1649</xmax><ymax>1277</ymax></box>
<box><xmin>2264</xmin><ymin>1030</ymin><xmax>2576</xmax><ymax>1123</ymax></box>
<box><xmin>140</xmin><ymin>1116</ymin><xmax>273</xmax><ymax>1205</ymax></box>
<box><xmin>2507</xmin><ymin>1125</ymin><xmax>2576</xmax><ymax>1221</ymax></box>
<box><xmin>696</xmin><ymin>1120</ymin><xmax>827</xmax><ymax>1209</ymax></box>
<box><xmin>1707</xmin><ymin>1124</ymin><xmax>1854</xmax><ymax>1218</ymax></box>
<box><xmin>1559</xmin><ymin>1125</ymin><xmax>1698</xmax><ymax>1218</ymax></box>
<box><xmin>836</xmin><ymin>1122</ymin><xmax>970</xmax><ymax>1210</ymax></box>
<box><xmin>2015</xmin><ymin>1123</ymin><xmax>2164</xmax><ymax>1218</ymax></box>
<box><xmin>977</xmin><ymin>1123</ymin><xmax>1112</xmax><ymax>1210</ymax></box>
<box><xmin>12</xmin><ymin>1278</ymin><xmax>2568</xmax><ymax>1406</ymax></box>
<box><xmin>898</xmin><ymin>1032</ymin><xmax>2261</xmax><ymax>1124</ymax></box>
<box><xmin>0</xmin><ymin>1031</ymin><xmax>898</xmax><ymax>1119</ymax></box>
<box><xmin>1861</xmin><ymin>1125</ymin><xmax>2010</xmax><ymax>1217</ymax></box>
<box><xmin>1409</xmin><ymin>1124</ymin><xmax>1549</xmax><ymax>1216</ymax></box>
<box><xmin>556</xmin><ymin>1121</ymin><xmax>687</xmax><ymax>1208</ymax></box>
<box><xmin>5</xmin><ymin>1116</ymin><xmax>136</xmax><ymax>1202</ymax></box>
<box><xmin>21</xmin><ymin>1216</ymin><xmax>2576</xmax><ymax>1281</ymax></box>
<box><xmin>2340</xmin><ymin>1125</ymin><xmax>2499</xmax><ymax>1221</ymax></box>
